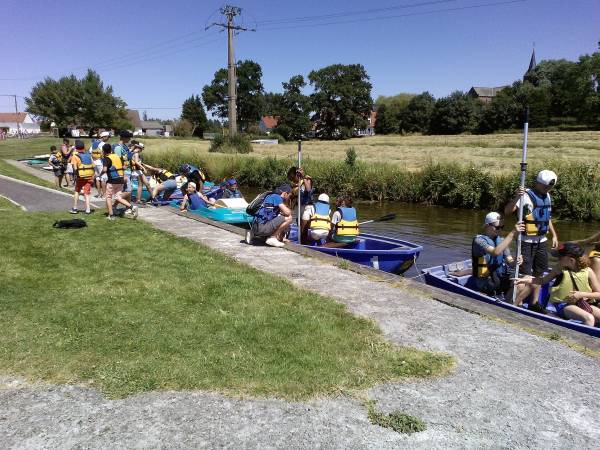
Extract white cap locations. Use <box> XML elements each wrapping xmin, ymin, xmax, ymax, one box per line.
<box><xmin>484</xmin><ymin>212</ymin><xmax>501</xmax><ymax>226</ymax></box>
<box><xmin>188</xmin><ymin>182</ymin><xmax>196</xmax><ymax>190</ymax></box>
<box><xmin>536</xmin><ymin>170</ymin><xmax>557</xmax><ymax>186</ymax></box>
<box><xmin>135</xmin><ymin>142</ymin><xmax>145</xmax><ymax>149</ymax></box>
<box><xmin>317</xmin><ymin>193</ymin><xmax>330</xmax><ymax>203</ymax></box>
<box><xmin>99</xmin><ymin>131</ymin><xmax>110</xmax><ymax>138</ymax></box>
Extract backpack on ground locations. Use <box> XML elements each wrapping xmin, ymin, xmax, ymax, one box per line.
<box><xmin>53</xmin><ymin>218</ymin><xmax>87</xmax><ymax>229</ymax></box>
<box><xmin>246</xmin><ymin>191</ymin><xmax>273</xmax><ymax>216</ymax></box>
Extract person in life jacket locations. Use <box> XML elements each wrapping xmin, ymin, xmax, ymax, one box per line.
<box><xmin>301</xmin><ymin>193</ymin><xmax>331</xmax><ymax>244</ymax></box>
<box><xmin>470</xmin><ymin>212</ymin><xmax>526</xmax><ymax>301</ymax></box>
<box><xmin>329</xmin><ymin>195</ymin><xmax>359</xmax><ymax>246</ymax></box>
<box><xmin>514</xmin><ymin>242</ymin><xmax>600</xmax><ymax>326</ymax></box>
<box><xmin>61</xmin><ymin>138</ymin><xmax>74</xmax><ymax>186</ymax></box>
<box><xmin>179</xmin><ymin>163</ymin><xmax>207</xmax><ymax>196</ymax></box>
<box><xmin>221</xmin><ymin>178</ymin><xmax>242</xmax><ymax>199</ymax></box>
<box><xmin>179</xmin><ymin>182</ymin><xmax>214</xmax><ymax>211</ymax></box>
<box><xmin>129</xmin><ymin>141</ymin><xmax>152</xmax><ymax>204</ymax></box>
<box><xmin>248</xmin><ymin>184</ymin><xmax>293</xmax><ymax>248</ymax></box>
<box><xmin>113</xmin><ymin>130</ymin><xmax>133</xmax><ymax>195</ymax></box>
<box><xmin>90</xmin><ymin>131</ymin><xmax>111</xmax><ymax>198</ymax></box>
<box><xmin>69</xmin><ymin>140</ymin><xmax>95</xmax><ymax>214</ymax></box>
<box><xmin>287</xmin><ymin>166</ymin><xmax>314</xmax><ymax>239</ymax></box>
<box><xmin>48</xmin><ymin>145</ymin><xmax>67</xmax><ymax>188</ymax></box>
<box><xmin>142</xmin><ymin>163</ymin><xmax>179</xmax><ymax>202</ymax></box>
<box><xmin>505</xmin><ymin>169</ymin><xmax>559</xmax><ymax>305</ymax></box>
<box><xmin>101</xmin><ymin>143</ymin><xmax>138</xmax><ymax>221</ymax></box>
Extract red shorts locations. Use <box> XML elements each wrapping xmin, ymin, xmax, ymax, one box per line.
<box><xmin>75</xmin><ymin>178</ymin><xmax>93</xmax><ymax>195</ymax></box>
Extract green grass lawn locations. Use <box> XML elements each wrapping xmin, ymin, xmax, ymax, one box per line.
<box><xmin>0</xmin><ymin>209</ymin><xmax>452</xmax><ymax>399</ymax></box>
<box><xmin>0</xmin><ymin>159</ymin><xmax>58</xmax><ymax>189</ymax></box>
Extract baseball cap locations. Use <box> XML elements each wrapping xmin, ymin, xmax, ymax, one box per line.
<box><xmin>227</xmin><ymin>178</ymin><xmax>237</xmax><ymax>186</ymax></box>
<box><xmin>318</xmin><ymin>193</ymin><xmax>330</xmax><ymax>203</ymax></box>
<box><xmin>484</xmin><ymin>212</ymin><xmax>502</xmax><ymax>226</ymax></box>
<box><xmin>134</xmin><ymin>142</ymin><xmax>144</xmax><ymax>149</ymax></box>
<box><xmin>536</xmin><ymin>170</ymin><xmax>557</xmax><ymax>186</ymax></box>
<box><xmin>275</xmin><ymin>184</ymin><xmax>292</xmax><ymax>195</ymax></box>
<box><xmin>75</xmin><ymin>139</ymin><xmax>85</xmax><ymax>150</ymax></box>
<box><xmin>551</xmin><ymin>242</ymin><xmax>585</xmax><ymax>258</ymax></box>
<box><xmin>99</xmin><ymin>131</ymin><xmax>110</xmax><ymax>138</ymax></box>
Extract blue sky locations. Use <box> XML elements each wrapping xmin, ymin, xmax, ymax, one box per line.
<box><xmin>1</xmin><ymin>0</ymin><xmax>598</xmax><ymax>119</ymax></box>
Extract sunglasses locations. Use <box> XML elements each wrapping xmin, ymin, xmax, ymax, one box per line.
<box><xmin>491</xmin><ymin>224</ymin><xmax>505</xmax><ymax>230</ymax></box>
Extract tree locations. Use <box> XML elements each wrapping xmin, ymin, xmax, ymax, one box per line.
<box><xmin>400</xmin><ymin>92</ymin><xmax>435</xmax><ymax>133</ymax></box>
<box><xmin>508</xmin><ymin>81</ymin><xmax>552</xmax><ymax>128</ymax></box>
<box><xmin>262</xmin><ymin>92</ymin><xmax>285</xmax><ymax>116</ymax></box>
<box><xmin>26</xmin><ymin>69</ymin><xmax>129</xmax><ymax>130</ymax></box>
<box><xmin>375</xmin><ymin>93</ymin><xmax>415</xmax><ymax>133</ymax></box>
<box><xmin>478</xmin><ymin>90</ymin><xmax>520</xmax><ymax>133</ymax></box>
<box><xmin>202</xmin><ymin>60</ymin><xmax>264</xmax><ymax>132</ymax></box>
<box><xmin>181</xmin><ymin>94</ymin><xmax>208</xmax><ymax>137</ymax></box>
<box><xmin>172</xmin><ymin>119</ymin><xmax>194</xmax><ymax>137</ymax></box>
<box><xmin>273</xmin><ymin>75</ymin><xmax>311</xmax><ymax>140</ymax></box>
<box><xmin>374</xmin><ymin>104</ymin><xmax>398</xmax><ymax>134</ymax></box>
<box><xmin>308</xmin><ymin>64</ymin><xmax>373</xmax><ymax>139</ymax></box>
<box><xmin>429</xmin><ymin>91</ymin><xmax>481</xmax><ymax>135</ymax></box>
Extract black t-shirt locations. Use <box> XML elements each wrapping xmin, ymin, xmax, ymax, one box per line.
<box><xmin>103</xmin><ymin>156</ymin><xmax>124</xmax><ymax>184</ymax></box>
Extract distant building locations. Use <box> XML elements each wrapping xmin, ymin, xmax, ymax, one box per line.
<box><xmin>259</xmin><ymin>115</ymin><xmax>279</xmax><ymax>133</ymax></box>
<box><xmin>468</xmin><ymin>87</ymin><xmax>507</xmax><ymax>103</ymax></box>
<box><xmin>356</xmin><ymin>110</ymin><xmax>377</xmax><ymax>136</ymax></box>
<box><xmin>0</xmin><ymin>112</ymin><xmax>41</xmax><ymax>135</ymax></box>
<box><xmin>141</xmin><ymin>120</ymin><xmax>164</xmax><ymax>137</ymax></box>
<box><xmin>523</xmin><ymin>48</ymin><xmax>537</xmax><ymax>84</ymax></box>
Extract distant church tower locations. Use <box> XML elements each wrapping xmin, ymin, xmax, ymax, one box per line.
<box><xmin>523</xmin><ymin>48</ymin><xmax>537</xmax><ymax>84</ymax></box>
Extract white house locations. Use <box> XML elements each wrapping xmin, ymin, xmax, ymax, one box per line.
<box><xmin>0</xmin><ymin>112</ymin><xmax>41</xmax><ymax>135</ymax></box>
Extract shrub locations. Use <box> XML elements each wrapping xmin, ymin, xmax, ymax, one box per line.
<box><xmin>172</xmin><ymin>119</ymin><xmax>194</xmax><ymax>137</ymax></box>
<box><xmin>209</xmin><ymin>134</ymin><xmax>253</xmax><ymax>154</ymax></box>
<box><xmin>345</xmin><ymin>147</ymin><xmax>357</xmax><ymax>167</ymax></box>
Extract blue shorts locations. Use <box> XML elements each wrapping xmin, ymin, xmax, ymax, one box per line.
<box><xmin>554</xmin><ymin>302</ymin><xmax>569</xmax><ymax>318</ymax></box>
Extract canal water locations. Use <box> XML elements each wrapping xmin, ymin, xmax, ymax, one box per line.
<box><xmin>242</xmin><ymin>187</ymin><xmax>598</xmax><ymax>280</ymax></box>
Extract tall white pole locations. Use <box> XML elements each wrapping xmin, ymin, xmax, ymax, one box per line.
<box><xmin>512</xmin><ymin>107</ymin><xmax>529</xmax><ymax>304</ymax></box>
<box><xmin>297</xmin><ymin>140</ymin><xmax>302</xmax><ymax>240</ymax></box>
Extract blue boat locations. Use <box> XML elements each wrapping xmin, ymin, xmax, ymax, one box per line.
<box><xmin>422</xmin><ymin>260</ymin><xmax>600</xmax><ymax>338</ymax></box>
<box><xmin>287</xmin><ymin>227</ymin><xmax>422</xmax><ymax>275</ymax></box>
<box><xmin>171</xmin><ymin>198</ymin><xmax>252</xmax><ymax>224</ymax></box>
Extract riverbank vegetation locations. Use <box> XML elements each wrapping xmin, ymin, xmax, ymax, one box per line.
<box><xmin>0</xmin><ymin>209</ymin><xmax>451</xmax><ymax>399</ymax></box>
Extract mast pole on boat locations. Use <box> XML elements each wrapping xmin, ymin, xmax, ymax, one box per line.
<box><xmin>512</xmin><ymin>107</ymin><xmax>529</xmax><ymax>304</ymax></box>
<box><xmin>297</xmin><ymin>140</ymin><xmax>302</xmax><ymax>239</ymax></box>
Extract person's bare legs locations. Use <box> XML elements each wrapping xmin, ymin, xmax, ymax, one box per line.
<box><xmin>72</xmin><ymin>191</ymin><xmax>79</xmax><ymax>211</ymax></box>
<box><xmin>83</xmin><ymin>191</ymin><xmax>91</xmax><ymax>213</ymax></box>
<box><xmin>563</xmin><ymin>305</ymin><xmax>596</xmax><ymax>327</ymax></box>
<box><xmin>273</xmin><ymin>215</ymin><xmax>292</xmax><ymax>242</ymax></box>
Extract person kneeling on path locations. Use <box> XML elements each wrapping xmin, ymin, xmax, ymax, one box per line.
<box><xmin>179</xmin><ymin>182</ymin><xmax>214</xmax><ymax>211</ymax></box>
<box><xmin>514</xmin><ymin>242</ymin><xmax>600</xmax><ymax>326</ymax></box>
<box><xmin>142</xmin><ymin>163</ymin><xmax>178</xmax><ymax>202</ymax></box>
<box><xmin>249</xmin><ymin>184</ymin><xmax>293</xmax><ymax>248</ymax></box>
<box><xmin>301</xmin><ymin>193</ymin><xmax>331</xmax><ymax>244</ymax></box>
<box><xmin>69</xmin><ymin>140</ymin><xmax>95</xmax><ymax>215</ymax></box>
<box><xmin>101</xmin><ymin>143</ymin><xmax>138</xmax><ymax>221</ymax></box>
<box><xmin>471</xmin><ymin>212</ymin><xmax>525</xmax><ymax>302</ymax></box>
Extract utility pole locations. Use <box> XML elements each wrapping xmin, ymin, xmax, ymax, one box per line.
<box><xmin>207</xmin><ymin>5</ymin><xmax>254</xmax><ymax>137</ymax></box>
<box><xmin>13</xmin><ymin>95</ymin><xmax>22</xmax><ymax>138</ymax></box>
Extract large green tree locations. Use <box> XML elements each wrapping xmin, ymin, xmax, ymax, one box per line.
<box><xmin>272</xmin><ymin>75</ymin><xmax>311</xmax><ymax>140</ymax></box>
<box><xmin>202</xmin><ymin>60</ymin><xmax>264</xmax><ymax>131</ymax></box>
<box><xmin>374</xmin><ymin>93</ymin><xmax>415</xmax><ymax>133</ymax></box>
<box><xmin>181</xmin><ymin>94</ymin><xmax>208</xmax><ymax>137</ymax></box>
<box><xmin>308</xmin><ymin>64</ymin><xmax>373</xmax><ymax>139</ymax></box>
<box><xmin>26</xmin><ymin>69</ymin><xmax>129</xmax><ymax>129</ymax></box>
<box><xmin>429</xmin><ymin>91</ymin><xmax>481</xmax><ymax>135</ymax></box>
<box><xmin>374</xmin><ymin>104</ymin><xmax>397</xmax><ymax>134</ymax></box>
<box><xmin>400</xmin><ymin>92</ymin><xmax>435</xmax><ymax>133</ymax></box>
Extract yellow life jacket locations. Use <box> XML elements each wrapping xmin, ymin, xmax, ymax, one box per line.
<box><xmin>154</xmin><ymin>170</ymin><xmax>174</xmax><ymax>182</ymax></box>
<box><xmin>590</xmin><ymin>245</ymin><xmax>600</xmax><ymax>259</ymax></box>
<box><xmin>334</xmin><ymin>207</ymin><xmax>359</xmax><ymax>237</ymax></box>
<box><xmin>471</xmin><ymin>235</ymin><xmax>505</xmax><ymax>278</ymax></box>
<box><xmin>309</xmin><ymin>201</ymin><xmax>331</xmax><ymax>231</ymax></box>
<box><xmin>73</xmin><ymin>152</ymin><xmax>95</xmax><ymax>179</ymax></box>
<box><xmin>549</xmin><ymin>268</ymin><xmax>592</xmax><ymax>304</ymax></box>
<box><xmin>91</xmin><ymin>147</ymin><xmax>103</xmax><ymax>160</ymax></box>
<box><xmin>523</xmin><ymin>189</ymin><xmax>552</xmax><ymax>237</ymax></box>
<box><xmin>106</xmin><ymin>154</ymin><xmax>124</xmax><ymax>180</ymax></box>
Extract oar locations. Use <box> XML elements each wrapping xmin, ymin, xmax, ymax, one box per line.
<box><xmin>359</xmin><ymin>213</ymin><xmax>396</xmax><ymax>226</ymax></box>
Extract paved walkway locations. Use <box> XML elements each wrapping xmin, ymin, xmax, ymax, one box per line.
<box><xmin>1</xmin><ymin>186</ymin><xmax>600</xmax><ymax>449</ymax></box>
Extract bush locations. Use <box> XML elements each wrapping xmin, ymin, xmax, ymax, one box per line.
<box><xmin>172</xmin><ymin>119</ymin><xmax>194</xmax><ymax>137</ymax></box>
<box><xmin>209</xmin><ymin>134</ymin><xmax>253</xmax><ymax>154</ymax></box>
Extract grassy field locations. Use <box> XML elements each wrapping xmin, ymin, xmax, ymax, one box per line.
<box><xmin>0</xmin><ymin>208</ymin><xmax>451</xmax><ymax>399</ymax></box>
<box><xmin>2</xmin><ymin>131</ymin><xmax>600</xmax><ymax>172</ymax></box>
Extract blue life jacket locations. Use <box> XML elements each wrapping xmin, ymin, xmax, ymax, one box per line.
<box><xmin>188</xmin><ymin>192</ymin><xmax>207</xmax><ymax>210</ymax></box>
<box><xmin>224</xmin><ymin>188</ymin><xmax>242</xmax><ymax>198</ymax></box>
<box><xmin>524</xmin><ymin>188</ymin><xmax>552</xmax><ymax>236</ymax></box>
<box><xmin>338</xmin><ymin>207</ymin><xmax>357</xmax><ymax>221</ymax></box>
<box><xmin>91</xmin><ymin>139</ymin><xmax>101</xmax><ymax>150</ymax></box>
<box><xmin>254</xmin><ymin>194</ymin><xmax>281</xmax><ymax>225</ymax></box>
<box><xmin>472</xmin><ymin>235</ymin><xmax>507</xmax><ymax>278</ymax></box>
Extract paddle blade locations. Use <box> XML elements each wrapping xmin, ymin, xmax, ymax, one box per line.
<box><xmin>374</xmin><ymin>213</ymin><xmax>396</xmax><ymax>223</ymax></box>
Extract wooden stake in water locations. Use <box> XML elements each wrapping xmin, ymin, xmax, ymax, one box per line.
<box><xmin>512</xmin><ymin>107</ymin><xmax>529</xmax><ymax>304</ymax></box>
<box><xmin>297</xmin><ymin>140</ymin><xmax>302</xmax><ymax>239</ymax></box>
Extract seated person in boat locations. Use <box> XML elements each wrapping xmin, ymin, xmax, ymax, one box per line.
<box><xmin>250</xmin><ymin>184</ymin><xmax>293</xmax><ymax>248</ymax></box>
<box><xmin>179</xmin><ymin>164</ymin><xmax>206</xmax><ymax>195</ymax></box>
<box><xmin>179</xmin><ymin>182</ymin><xmax>215</xmax><ymax>212</ymax></box>
<box><xmin>575</xmin><ymin>231</ymin><xmax>600</xmax><ymax>281</ymax></box>
<box><xmin>471</xmin><ymin>212</ymin><xmax>525</xmax><ymax>301</ymax></box>
<box><xmin>301</xmin><ymin>193</ymin><xmax>331</xmax><ymax>244</ymax></box>
<box><xmin>221</xmin><ymin>178</ymin><xmax>242</xmax><ymax>199</ymax></box>
<box><xmin>142</xmin><ymin>163</ymin><xmax>179</xmax><ymax>202</ymax></box>
<box><xmin>514</xmin><ymin>242</ymin><xmax>600</xmax><ymax>327</ymax></box>
<box><xmin>328</xmin><ymin>195</ymin><xmax>359</xmax><ymax>247</ymax></box>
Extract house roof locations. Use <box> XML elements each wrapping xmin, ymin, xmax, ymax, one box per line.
<box><xmin>0</xmin><ymin>112</ymin><xmax>28</xmax><ymax>123</ymax></box>
<box><xmin>141</xmin><ymin>120</ymin><xmax>163</xmax><ymax>129</ymax></box>
<box><xmin>126</xmin><ymin>109</ymin><xmax>142</xmax><ymax>129</ymax></box>
<box><xmin>261</xmin><ymin>115</ymin><xmax>279</xmax><ymax>130</ymax></box>
<box><xmin>469</xmin><ymin>86</ymin><xmax>506</xmax><ymax>97</ymax></box>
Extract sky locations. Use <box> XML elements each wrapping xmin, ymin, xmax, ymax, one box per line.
<box><xmin>1</xmin><ymin>0</ymin><xmax>598</xmax><ymax>119</ymax></box>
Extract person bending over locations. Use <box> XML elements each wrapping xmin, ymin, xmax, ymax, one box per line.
<box><xmin>142</xmin><ymin>163</ymin><xmax>178</xmax><ymax>202</ymax></box>
<box><xmin>249</xmin><ymin>184</ymin><xmax>293</xmax><ymax>248</ymax></box>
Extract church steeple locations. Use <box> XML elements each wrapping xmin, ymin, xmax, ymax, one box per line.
<box><xmin>523</xmin><ymin>47</ymin><xmax>537</xmax><ymax>84</ymax></box>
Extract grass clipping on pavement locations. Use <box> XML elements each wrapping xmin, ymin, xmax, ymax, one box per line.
<box><xmin>0</xmin><ymin>210</ymin><xmax>452</xmax><ymax>400</ymax></box>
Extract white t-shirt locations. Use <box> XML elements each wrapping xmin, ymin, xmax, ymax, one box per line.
<box><xmin>302</xmin><ymin>204</ymin><xmax>330</xmax><ymax>240</ymax></box>
<box><xmin>515</xmin><ymin>192</ymin><xmax>551</xmax><ymax>244</ymax></box>
<box><xmin>331</xmin><ymin>210</ymin><xmax>342</xmax><ymax>225</ymax></box>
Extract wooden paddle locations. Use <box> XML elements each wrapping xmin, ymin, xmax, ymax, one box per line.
<box><xmin>359</xmin><ymin>213</ymin><xmax>396</xmax><ymax>226</ymax></box>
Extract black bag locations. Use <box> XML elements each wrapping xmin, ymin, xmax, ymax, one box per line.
<box><xmin>53</xmin><ymin>219</ymin><xmax>87</xmax><ymax>229</ymax></box>
<box><xmin>246</xmin><ymin>191</ymin><xmax>272</xmax><ymax>216</ymax></box>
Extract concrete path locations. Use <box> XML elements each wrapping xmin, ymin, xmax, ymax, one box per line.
<box><xmin>2</xmin><ymin>206</ymin><xmax>599</xmax><ymax>449</ymax></box>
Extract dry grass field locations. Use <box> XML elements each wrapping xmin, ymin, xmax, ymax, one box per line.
<box><xmin>143</xmin><ymin>131</ymin><xmax>600</xmax><ymax>172</ymax></box>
